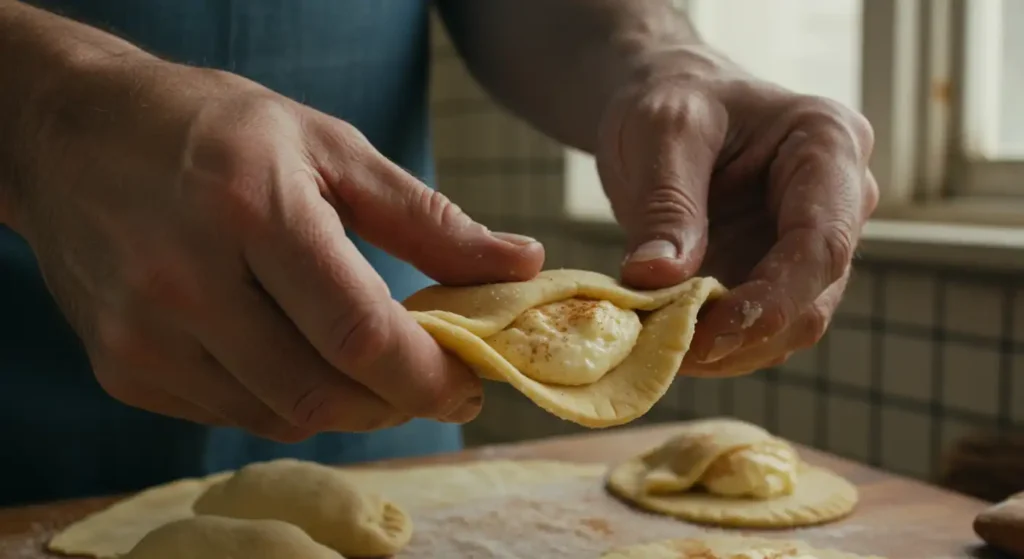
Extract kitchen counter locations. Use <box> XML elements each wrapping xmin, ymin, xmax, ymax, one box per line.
<box><xmin>0</xmin><ymin>422</ymin><xmax>996</xmax><ymax>558</ymax></box>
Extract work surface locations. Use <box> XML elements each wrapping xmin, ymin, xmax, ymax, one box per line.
<box><xmin>0</xmin><ymin>422</ymin><xmax>999</xmax><ymax>558</ymax></box>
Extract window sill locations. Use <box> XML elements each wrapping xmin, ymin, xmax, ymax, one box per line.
<box><xmin>565</xmin><ymin>200</ymin><xmax>1024</xmax><ymax>275</ymax></box>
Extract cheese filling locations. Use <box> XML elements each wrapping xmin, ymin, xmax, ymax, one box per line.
<box><xmin>700</xmin><ymin>442</ymin><xmax>799</xmax><ymax>499</ymax></box>
<box><xmin>484</xmin><ymin>298</ymin><xmax>642</xmax><ymax>386</ymax></box>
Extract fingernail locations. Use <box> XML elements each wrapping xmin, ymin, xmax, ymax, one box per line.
<box><xmin>491</xmin><ymin>232</ymin><xmax>539</xmax><ymax>247</ymax></box>
<box><xmin>699</xmin><ymin>333</ymin><xmax>743</xmax><ymax>363</ymax></box>
<box><xmin>442</xmin><ymin>396</ymin><xmax>483</xmax><ymax>424</ymax></box>
<box><xmin>628</xmin><ymin>239</ymin><xmax>678</xmax><ymax>263</ymax></box>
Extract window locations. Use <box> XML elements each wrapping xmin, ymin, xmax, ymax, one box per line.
<box><xmin>954</xmin><ymin>0</ymin><xmax>1024</xmax><ymax>197</ymax></box>
<box><xmin>565</xmin><ymin>0</ymin><xmax>1024</xmax><ymax>224</ymax></box>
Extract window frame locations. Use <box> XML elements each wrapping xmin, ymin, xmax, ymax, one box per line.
<box><xmin>864</xmin><ymin>0</ymin><xmax>1024</xmax><ymax>207</ymax></box>
<box><xmin>564</xmin><ymin>0</ymin><xmax>1024</xmax><ymax>224</ymax></box>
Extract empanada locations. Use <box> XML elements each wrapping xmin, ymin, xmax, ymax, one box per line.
<box><xmin>192</xmin><ymin>458</ymin><xmax>411</xmax><ymax>557</ymax></box>
<box><xmin>403</xmin><ymin>269</ymin><xmax>726</xmax><ymax>427</ymax></box>
<box><xmin>122</xmin><ymin>516</ymin><xmax>343</xmax><ymax>559</ymax></box>
<box><xmin>606</xmin><ymin>418</ymin><xmax>858</xmax><ymax>528</ymax></box>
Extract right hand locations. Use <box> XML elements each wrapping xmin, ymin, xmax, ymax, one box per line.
<box><xmin>12</xmin><ymin>59</ymin><xmax>544</xmax><ymax>441</ymax></box>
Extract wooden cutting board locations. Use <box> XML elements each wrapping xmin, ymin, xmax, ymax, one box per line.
<box><xmin>0</xmin><ymin>423</ymin><xmax>998</xmax><ymax>558</ymax></box>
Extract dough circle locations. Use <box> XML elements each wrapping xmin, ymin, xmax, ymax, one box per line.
<box><xmin>600</xmin><ymin>534</ymin><xmax>886</xmax><ymax>559</ymax></box>
<box><xmin>192</xmin><ymin>458</ymin><xmax>412</xmax><ymax>557</ymax></box>
<box><xmin>403</xmin><ymin>268</ymin><xmax>727</xmax><ymax>427</ymax></box>
<box><xmin>605</xmin><ymin>419</ymin><xmax>858</xmax><ymax>528</ymax></box>
<box><xmin>47</xmin><ymin>459</ymin><xmax>607</xmax><ymax>558</ymax></box>
<box><xmin>122</xmin><ymin>516</ymin><xmax>343</xmax><ymax>559</ymax></box>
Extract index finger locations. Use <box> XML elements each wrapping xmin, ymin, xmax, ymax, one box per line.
<box><xmin>244</xmin><ymin>171</ymin><xmax>483</xmax><ymax>422</ymax></box>
<box><xmin>690</xmin><ymin>113</ymin><xmax>871</xmax><ymax>363</ymax></box>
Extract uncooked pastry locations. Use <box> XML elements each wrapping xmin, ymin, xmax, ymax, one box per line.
<box><xmin>122</xmin><ymin>516</ymin><xmax>343</xmax><ymax>559</ymax></box>
<box><xmin>600</xmin><ymin>534</ymin><xmax>886</xmax><ymax>558</ymax></box>
<box><xmin>403</xmin><ymin>268</ymin><xmax>727</xmax><ymax>427</ymax></box>
<box><xmin>47</xmin><ymin>459</ymin><xmax>606</xmax><ymax>558</ymax></box>
<box><xmin>973</xmin><ymin>491</ymin><xmax>1024</xmax><ymax>557</ymax></box>
<box><xmin>192</xmin><ymin>458</ymin><xmax>411</xmax><ymax>557</ymax></box>
<box><xmin>606</xmin><ymin>418</ymin><xmax>858</xmax><ymax>528</ymax></box>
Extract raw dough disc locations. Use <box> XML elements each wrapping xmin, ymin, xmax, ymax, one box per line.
<box><xmin>404</xmin><ymin>269</ymin><xmax>727</xmax><ymax>428</ymax></box>
<box><xmin>122</xmin><ymin>516</ymin><xmax>343</xmax><ymax>559</ymax></box>
<box><xmin>606</xmin><ymin>458</ymin><xmax>858</xmax><ymax>528</ymax></box>
<box><xmin>47</xmin><ymin>473</ymin><xmax>230</xmax><ymax>558</ymax></box>
<box><xmin>48</xmin><ymin>459</ymin><xmax>606</xmax><ymax>558</ymax></box>
<box><xmin>600</xmin><ymin>534</ymin><xmax>887</xmax><ymax>558</ymax></box>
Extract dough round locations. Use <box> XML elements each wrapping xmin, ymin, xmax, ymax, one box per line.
<box><xmin>600</xmin><ymin>534</ymin><xmax>886</xmax><ymax>558</ymax></box>
<box><xmin>122</xmin><ymin>516</ymin><xmax>342</xmax><ymax>559</ymax></box>
<box><xmin>607</xmin><ymin>458</ymin><xmax>857</xmax><ymax>528</ymax></box>
<box><xmin>193</xmin><ymin>458</ymin><xmax>412</xmax><ymax>557</ymax></box>
<box><xmin>403</xmin><ymin>269</ymin><xmax>727</xmax><ymax>427</ymax></box>
<box><xmin>605</xmin><ymin>419</ymin><xmax>858</xmax><ymax>528</ymax></box>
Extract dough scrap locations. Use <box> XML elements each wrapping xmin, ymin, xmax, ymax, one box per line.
<box><xmin>122</xmin><ymin>516</ymin><xmax>343</xmax><ymax>559</ymax></box>
<box><xmin>47</xmin><ymin>473</ymin><xmax>230</xmax><ymax>558</ymax></box>
<box><xmin>403</xmin><ymin>268</ymin><xmax>727</xmax><ymax>427</ymax></box>
<box><xmin>606</xmin><ymin>418</ymin><xmax>858</xmax><ymax>528</ymax></box>
<box><xmin>47</xmin><ymin>459</ymin><xmax>605</xmax><ymax>558</ymax></box>
<box><xmin>600</xmin><ymin>534</ymin><xmax>886</xmax><ymax>559</ymax></box>
<box><xmin>192</xmin><ymin>458</ymin><xmax>411</xmax><ymax>557</ymax></box>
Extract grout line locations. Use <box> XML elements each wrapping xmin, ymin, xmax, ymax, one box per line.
<box><xmin>928</xmin><ymin>275</ymin><xmax>948</xmax><ymax>480</ymax></box>
<box><xmin>998</xmin><ymin>285</ymin><xmax>1015</xmax><ymax>432</ymax></box>
<box><xmin>868</xmin><ymin>268</ymin><xmax>886</xmax><ymax>467</ymax></box>
<box><xmin>815</xmin><ymin>337</ymin><xmax>831</xmax><ymax>450</ymax></box>
<box><xmin>765</xmin><ymin>368</ymin><xmax>780</xmax><ymax>434</ymax></box>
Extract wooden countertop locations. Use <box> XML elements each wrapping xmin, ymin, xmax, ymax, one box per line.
<box><xmin>0</xmin><ymin>422</ymin><xmax>1000</xmax><ymax>558</ymax></box>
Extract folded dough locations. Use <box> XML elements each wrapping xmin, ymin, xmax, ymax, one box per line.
<box><xmin>600</xmin><ymin>535</ymin><xmax>887</xmax><ymax>559</ymax></box>
<box><xmin>403</xmin><ymin>269</ymin><xmax>726</xmax><ymax>427</ymax></box>
<box><xmin>192</xmin><ymin>458</ymin><xmax>412</xmax><ymax>557</ymax></box>
<box><xmin>122</xmin><ymin>516</ymin><xmax>343</xmax><ymax>559</ymax></box>
<box><xmin>606</xmin><ymin>418</ymin><xmax>858</xmax><ymax>528</ymax></box>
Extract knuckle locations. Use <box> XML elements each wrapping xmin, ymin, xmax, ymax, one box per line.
<box><xmin>327</xmin><ymin>304</ymin><xmax>394</xmax><ymax>370</ymax></box>
<box><xmin>287</xmin><ymin>382</ymin><xmax>340</xmax><ymax>432</ymax></box>
<box><xmin>863</xmin><ymin>171</ymin><xmax>881</xmax><ymax>215</ymax></box>
<box><xmin>638</xmin><ymin>184</ymin><xmax>705</xmax><ymax>241</ymax></box>
<box><xmin>798</xmin><ymin>308</ymin><xmax>832</xmax><ymax>348</ymax></box>
<box><xmin>413</xmin><ymin>188</ymin><xmax>467</xmax><ymax>230</ymax></box>
<box><xmin>93</xmin><ymin>312</ymin><xmax>152</xmax><ymax>366</ymax></box>
<box><xmin>820</xmin><ymin>226</ymin><xmax>856</xmax><ymax>284</ymax></box>
<box><xmin>793</xmin><ymin>95</ymin><xmax>874</xmax><ymax>158</ymax></box>
<box><xmin>648</xmin><ymin>88</ymin><xmax>715</xmax><ymax>130</ymax></box>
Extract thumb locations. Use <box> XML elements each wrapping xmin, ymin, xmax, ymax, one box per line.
<box><xmin>332</xmin><ymin>150</ymin><xmax>544</xmax><ymax>286</ymax></box>
<box><xmin>599</xmin><ymin>89</ymin><xmax>724</xmax><ymax>290</ymax></box>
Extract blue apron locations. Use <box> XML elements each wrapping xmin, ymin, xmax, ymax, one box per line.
<box><xmin>0</xmin><ymin>0</ymin><xmax>460</xmax><ymax>507</ymax></box>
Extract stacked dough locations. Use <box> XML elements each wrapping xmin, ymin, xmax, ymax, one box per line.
<box><xmin>403</xmin><ymin>268</ymin><xmax>727</xmax><ymax>428</ymax></box>
<box><xmin>124</xmin><ymin>459</ymin><xmax>412</xmax><ymax>559</ymax></box>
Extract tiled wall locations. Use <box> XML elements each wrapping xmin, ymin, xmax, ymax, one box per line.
<box><xmin>427</xmin><ymin>16</ymin><xmax>1024</xmax><ymax>484</ymax></box>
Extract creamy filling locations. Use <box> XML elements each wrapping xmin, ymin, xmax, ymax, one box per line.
<box><xmin>699</xmin><ymin>442</ymin><xmax>799</xmax><ymax>499</ymax></box>
<box><xmin>484</xmin><ymin>298</ymin><xmax>642</xmax><ymax>386</ymax></box>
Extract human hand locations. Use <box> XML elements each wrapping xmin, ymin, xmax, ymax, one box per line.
<box><xmin>12</xmin><ymin>59</ymin><xmax>543</xmax><ymax>441</ymax></box>
<box><xmin>596</xmin><ymin>48</ymin><xmax>877</xmax><ymax>377</ymax></box>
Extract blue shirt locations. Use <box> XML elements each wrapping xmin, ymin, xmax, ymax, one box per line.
<box><xmin>0</xmin><ymin>0</ymin><xmax>460</xmax><ymax>507</ymax></box>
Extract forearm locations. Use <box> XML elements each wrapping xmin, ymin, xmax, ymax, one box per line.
<box><xmin>0</xmin><ymin>1</ymin><xmax>150</xmax><ymax>222</ymax></box>
<box><xmin>437</xmin><ymin>0</ymin><xmax>726</xmax><ymax>154</ymax></box>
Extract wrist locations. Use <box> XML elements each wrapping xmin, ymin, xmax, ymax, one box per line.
<box><xmin>0</xmin><ymin>1</ymin><xmax>153</xmax><ymax>219</ymax></box>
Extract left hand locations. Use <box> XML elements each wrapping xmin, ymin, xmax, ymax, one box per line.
<box><xmin>596</xmin><ymin>48</ymin><xmax>878</xmax><ymax>377</ymax></box>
